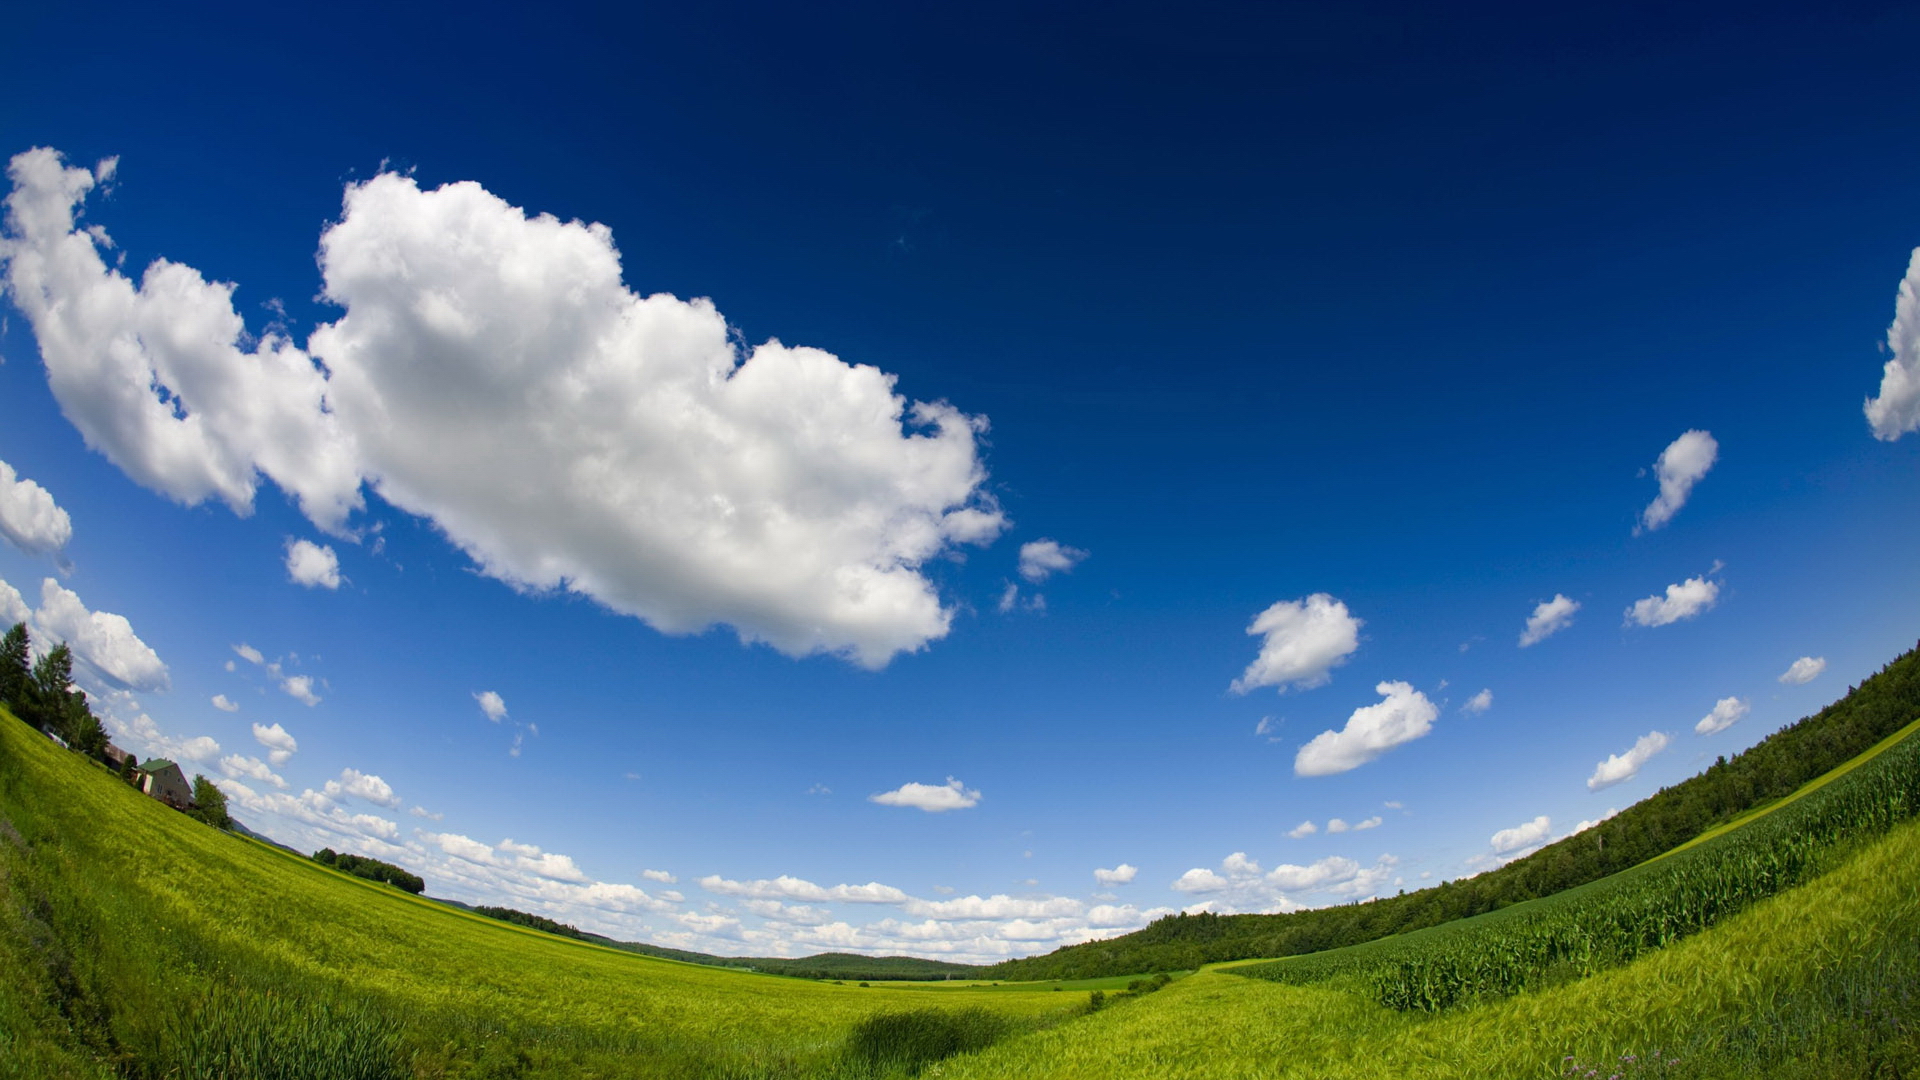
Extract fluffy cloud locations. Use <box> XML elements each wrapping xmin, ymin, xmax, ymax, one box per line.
<box><xmin>29</xmin><ymin>577</ymin><xmax>169</xmax><ymax>691</ymax></box>
<box><xmin>1638</xmin><ymin>430</ymin><xmax>1718</xmax><ymax>533</ymax></box>
<box><xmin>284</xmin><ymin>539</ymin><xmax>341</xmax><ymax>589</ymax></box>
<box><xmin>1230</xmin><ymin>593</ymin><xmax>1362</xmax><ymax>695</ymax></box>
<box><xmin>281</xmin><ymin>674</ymin><xmax>321</xmax><ymax>707</ymax></box>
<box><xmin>0</xmin><ymin>578</ymin><xmax>26</xmax><ymax>625</ymax></box>
<box><xmin>233</xmin><ymin>643</ymin><xmax>264</xmax><ymax>666</ymax></box>
<box><xmin>1865</xmin><ymin>247</ymin><xmax>1920</xmax><ymax>441</ymax></box>
<box><xmin>1287</xmin><ymin>820</ymin><xmax>1317</xmax><ymax>839</ymax></box>
<box><xmin>211</xmin><ymin>694</ymin><xmax>239</xmax><ymax>712</ymax></box>
<box><xmin>1093</xmin><ymin>863</ymin><xmax>1137</xmax><ymax>886</ymax></box>
<box><xmin>641</xmin><ymin>868</ymin><xmax>678</xmax><ymax>884</ymax></box>
<box><xmin>1294</xmin><ymin>681</ymin><xmax>1438</xmax><ymax>777</ymax></box>
<box><xmin>1779</xmin><ymin>656</ymin><xmax>1827</xmax><ymax>685</ymax></box>
<box><xmin>474</xmin><ymin>690</ymin><xmax>508</xmax><ymax>722</ymax></box>
<box><xmin>1587</xmin><ymin>731</ymin><xmax>1670</xmax><ymax>791</ymax></box>
<box><xmin>106</xmin><ymin>710</ymin><xmax>221</xmax><ymax>765</ymax></box>
<box><xmin>1490</xmin><ymin>815</ymin><xmax>1552</xmax><ymax>855</ymax></box>
<box><xmin>219</xmin><ymin>753</ymin><xmax>287</xmax><ymax>790</ymax></box>
<box><xmin>1695</xmin><ymin>696</ymin><xmax>1750</xmax><ymax>736</ymax></box>
<box><xmin>0</xmin><ymin>459</ymin><xmax>71</xmax><ymax>559</ymax></box>
<box><xmin>1462</xmin><ymin>688</ymin><xmax>1493</xmax><ymax>714</ymax></box>
<box><xmin>869</xmin><ymin>777</ymin><xmax>981</xmax><ymax>812</ymax></box>
<box><xmin>1626</xmin><ymin>575</ymin><xmax>1719</xmax><ymax>627</ymax></box>
<box><xmin>697</xmin><ymin>874</ymin><xmax>909</xmax><ymax>905</ymax></box>
<box><xmin>1</xmin><ymin>149</ymin><xmax>1004</xmax><ymax>669</ymax></box>
<box><xmin>1519</xmin><ymin>594</ymin><xmax>1579</xmax><ymax>647</ymax></box>
<box><xmin>1170</xmin><ymin>851</ymin><xmax>1394</xmax><ymax>913</ymax></box>
<box><xmin>323</xmin><ymin>767</ymin><xmax>401</xmax><ymax>808</ymax></box>
<box><xmin>0</xmin><ymin>150</ymin><xmax>362</xmax><ymax>529</ymax></box>
<box><xmin>902</xmin><ymin>894</ymin><xmax>1085</xmax><ymax>920</ymax></box>
<box><xmin>251</xmin><ymin>721</ymin><xmax>297</xmax><ymax>766</ymax></box>
<box><xmin>1017</xmin><ymin>539</ymin><xmax>1086</xmax><ymax>583</ymax></box>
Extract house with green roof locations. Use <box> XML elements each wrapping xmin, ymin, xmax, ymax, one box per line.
<box><xmin>137</xmin><ymin>758</ymin><xmax>193</xmax><ymax>810</ymax></box>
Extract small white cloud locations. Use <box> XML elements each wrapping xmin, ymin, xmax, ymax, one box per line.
<box><xmin>1254</xmin><ymin>716</ymin><xmax>1278</xmax><ymax>737</ymax></box>
<box><xmin>1093</xmin><ymin>864</ymin><xmax>1137</xmax><ymax>886</ymax></box>
<box><xmin>1287</xmin><ymin>820</ymin><xmax>1317</xmax><ymax>839</ymax></box>
<box><xmin>869</xmin><ymin>777</ymin><xmax>981</xmax><ymax>812</ymax></box>
<box><xmin>1231</xmin><ymin>593</ymin><xmax>1363</xmax><ymax>695</ymax></box>
<box><xmin>409</xmin><ymin>805</ymin><xmax>444</xmax><ymax>821</ymax></box>
<box><xmin>284</xmin><ymin>538</ymin><xmax>342</xmax><ymax>589</ymax></box>
<box><xmin>1865</xmin><ymin>247</ymin><xmax>1920</xmax><ymax>441</ymax></box>
<box><xmin>1461</xmin><ymin>688</ymin><xmax>1493</xmax><ymax>714</ymax></box>
<box><xmin>1017</xmin><ymin>539</ymin><xmax>1087</xmax><ymax>583</ymax></box>
<box><xmin>1294</xmin><ymin>681</ymin><xmax>1439</xmax><ymax>777</ymax></box>
<box><xmin>1490</xmin><ymin>815</ymin><xmax>1552</xmax><ymax>854</ymax></box>
<box><xmin>1571</xmin><ymin>808</ymin><xmax>1620</xmax><ymax>834</ymax></box>
<box><xmin>1587</xmin><ymin>731</ymin><xmax>1671</xmax><ymax>791</ymax></box>
<box><xmin>1170</xmin><ymin>867</ymin><xmax>1230</xmax><ymax>894</ymax></box>
<box><xmin>1778</xmin><ymin>656</ymin><xmax>1827</xmax><ymax>686</ymax></box>
<box><xmin>1351</xmin><ymin>816</ymin><xmax>1382</xmax><ymax>831</ymax></box>
<box><xmin>1695</xmin><ymin>696</ymin><xmax>1751</xmax><ymax>736</ymax></box>
<box><xmin>642</xmin><ymin>869</ymin><xmax>678</xmax><ymax>884</ymax></box>
<box><xmin>0</xmin><ymin>459</ymin><xmax>72</xmax><ymax>560</ymax></box>
<box><xmin>32</xmin><ymin>578</ymin><xmax>169</xmax><ymax>692</ymax></box>
<box><xmin>176</xmin><ymin>735</ymin><xmax>221</xmax><ymax>762</ymax></box>
<box><xmin>1519</xmin><ymin>594</ymin><xmax>1579</xmax><ymax>648</ymax></box>
<box><xmin>1626</xmin><ymin>575</ymin><xmax>1720</xmax><ymax>627</ymax></box>
<box><xmin>281</xmin><ymin>673</ymin><xmax>321</xmax><ymax>707</ymax></box>
<box><xmin>324</xmin><ymin>767</ymin><xmax>401</xmax><ymax>808</ymax></box>
<box><xmin>474</xmin><ymin>690</ymin><xmax>508</xmax><ymax>722</ymax></box>
<box><xmin>1638</xmin><ymin>430</ymin><xmax>1718</xmax><ymax>533</ymax></box>
<box><xmin>234</xmin><ymin>643</ymin><xmax>265</xmax><ymax>666</ymax></box>
<box><xmin>1383</xmin><ymin>800</ymin><xmax>1403</xmax><ymax>810</ymax></box>
<box><xmin>251</xmin><ymin>721</ymin><xmax>297</xmax><ymax>766</ymax></box>
<box><xmin>219</xmin><ymin>753</ymin><xmax>287</xmax><ymax>790</ymax></box>
<box><xmin>1326</xmin><ymin>817</ymin><xmax>1351</xmax><ymax>833</ymax></box>
<box><xmin>805</xmin><ymin>783</ymin><xmax>831</xmax><ymax>796</ymax></box>
<box><xmin>697</xmin><ymin>874</ymin><xmax>907</xmax><ymax>904</ymax></box>
<box><xmin>211</xmin><ymin>694</ymin><xmax>239</xmax><ymax>712</ymax></box>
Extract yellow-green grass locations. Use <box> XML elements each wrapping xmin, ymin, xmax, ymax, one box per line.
<box><xmin>1645</xmin><ymin>711</ymin><xmax>1920</xmax><ymax>865</ymax></box>
<box><xmin>0</xmin><ymin>711</ymin><xmax>1081</xmax><ymax>1078</ymax></box>
<box><xmin>861</xmin><ymin>973</ymin><xmax>1189</xmax><ymax>993</ymax></box>
<box><xmin>932</xmin><ymin>813</ymin><xmax>1920</xmax><ymax>1079</ymax></box>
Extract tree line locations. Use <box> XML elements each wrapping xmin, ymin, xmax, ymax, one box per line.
<box><xmin>985</xmin><ymin>640</ymin><xmax>1920</xmax><ymax>981</ymax></box>
<box><xmin>312</xmin><ymin>847</ymin><xmax>426</xmax><ymax>894</ymax></box>
<box><xmin>2</xmin><ymin>620</ymin><xmax>229</xmax><ymax>830</ymax></box>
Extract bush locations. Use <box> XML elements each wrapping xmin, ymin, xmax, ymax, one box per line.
<box><xmin>844</xmin><ymin>1007</ymin><xmax>1008</xmax><ymax>1076</ymax></box>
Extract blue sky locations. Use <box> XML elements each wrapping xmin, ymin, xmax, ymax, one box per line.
<box><xmin>2</xmin><ymin>0</ymin><xmax>1918</xmax><ymax>960</ymax></box>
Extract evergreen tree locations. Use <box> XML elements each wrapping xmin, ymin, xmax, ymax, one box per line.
<box><xmin>0</xmin><ymin>622</ymin><xmax>28</xmax><ymax>710</ymax></box>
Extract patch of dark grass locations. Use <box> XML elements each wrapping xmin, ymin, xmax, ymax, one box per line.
<box><xmin>844</xmin><ymin>1007</ymin><xmax>1008</xmax><ymax>1077</ymax></box>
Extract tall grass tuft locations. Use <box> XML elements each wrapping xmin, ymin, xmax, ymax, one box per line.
<box><xmin>163</xmin><ymin>990</ymin><xmax>408</xmax><ymax>1080</ymax></box>
<box><xmin>844</xmin><ymin>1007</ymin><xmax>1009</xmax><ymax>1076</ymax></box>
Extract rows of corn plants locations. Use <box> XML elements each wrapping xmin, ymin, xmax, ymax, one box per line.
<box><xmin>1235</xmin><ymin>719</ymin><xmax>1920</xmax><ymax>1012</ymax></box>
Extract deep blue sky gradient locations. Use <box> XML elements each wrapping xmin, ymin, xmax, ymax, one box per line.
<box><xmin>2</xmin><ymin>0</ymin><xmax>1917</xmax><ymax>954</ymax></box>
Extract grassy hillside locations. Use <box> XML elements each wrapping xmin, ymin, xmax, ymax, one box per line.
<box><xmin>935</xmin><ymin>816</ymin><xmax>1920</xmax><ymax>1079</ymax></box>
<box><xmin>987</xmin><ymin>642</ymin><xmax>1920</xmax><ymax>980</ymax></box>
<box><xmin>1234</xmin><ymin>708</ymin><xmax>1920</xmax><ymax>1009</ymax></box>
<box><xmin>0</xmin><ymin>709</ymin><xmax>1079</xmax><ymax>1079</ymax></box>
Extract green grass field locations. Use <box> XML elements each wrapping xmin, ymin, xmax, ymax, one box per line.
<box><xmin>0</xmin><ymin>710</ymin><xmax>1083</xmax><ymax>1079</ymax></box>
<box><xmin>5</xmin><ymin>701</ymin><xmax>1917</xmax><ymax>1079</ymax></box>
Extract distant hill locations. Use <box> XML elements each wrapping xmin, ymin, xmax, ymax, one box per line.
<box><xmin>985</xmin><ymin>641</ymin><xmax>1920</xmax><ymax>981</ymax></box>
<box><xmin>430</xmin><ymin>900</ymin><xmax>984</xmax><ymax>980</ymax></box>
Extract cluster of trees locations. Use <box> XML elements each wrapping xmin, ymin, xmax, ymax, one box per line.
<box><xmin>312</xmin><ymin>848</ymin><xmax>425</xmax><ymax>894</ymax></box>
<box><xmin>4</xmin><ymin>621</ymin><xmax>234</xmax><ymax>832</ymax></box>
<box><xmin>986</xmin><ymin>641</ymin><xmax>1920</xmax><ymax>981</ymax></box>
<box><xmin>597</xmin><ymin>938</ymin><xmax>982</xmax><ymax>981</ymax></box>
<box><xmin>1</xmin><ymin>622</ymin><xmax>106</xmax><ymax>757</ymax></box>
<box><xmin>472</xmin><ymin>905</ymin><xmax>585</xmax><ymax>939</ymax></box>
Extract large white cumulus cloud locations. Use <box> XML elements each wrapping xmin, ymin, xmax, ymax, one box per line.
<box><xmin>1865</xmin><ymin>247</ymin><xmax>1920</xmax><ymax>441</ymax></box>
<box><xmin>1294</xmin><ymin>681</ymin><xmax>1438</xmax><ymax>776</ymax></box>
<box><xmin>0</xmin><ymin>150</ymin><xmax>1005</xmax><ymax>668</ymax></box>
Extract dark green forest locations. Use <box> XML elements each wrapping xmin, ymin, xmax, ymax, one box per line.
<box><xmin>985</xmin><ymin>642</ymin><xmax>1920</xmax><ymax>981</ymax></box>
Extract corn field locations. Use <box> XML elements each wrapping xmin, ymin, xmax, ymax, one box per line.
<box><xmin>1237</xmin><ymin>721</ymin><xmax>1920</xmax><ymax>1012</ymax></box>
